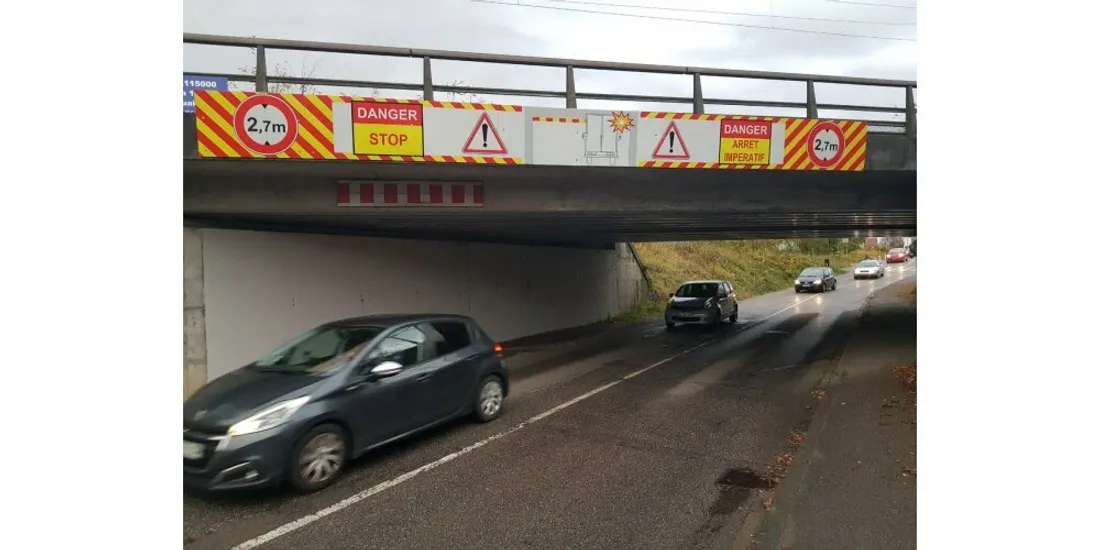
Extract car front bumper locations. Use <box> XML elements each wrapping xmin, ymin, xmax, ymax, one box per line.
<box><xmin>665</xmin><ymin>308</ymin><xmax>718</xmax><ymax>324</ymax></box>
<box><xmin>183</xmin><ymin>424</ymin><xmax>301</xmax><ymax>492</ymax></box>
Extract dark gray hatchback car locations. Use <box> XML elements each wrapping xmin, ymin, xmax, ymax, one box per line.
<box><xmin>664</xmin><ymin>280</ymin><xmax>739</xmax><ymax>329</ymax></box>
<box><xmin>183</xmin><ymin>314</ymin><xmax>509</xmax><ymax>494</ymax></box>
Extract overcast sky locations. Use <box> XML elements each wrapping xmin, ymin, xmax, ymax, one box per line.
<box><xmin>183</xmin><ymin>0</ymin><xmax>916</xmax><ymax>121</ymax></box>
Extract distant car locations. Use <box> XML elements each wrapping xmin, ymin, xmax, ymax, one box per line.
<box><xmin>853</xmin><ymin>259</ymin><xmax>885</xmax><ymax>279</ymax></box>
<box><xmin>795</xmin><ymin>267</ymin><xmax>837</xmax><ymax>293</ymax></box>
<box><xmin>886</xmin><ymin>248</ymin><xmax>909</xmax><ymax>263</ymax></box>
<box><xmin>184</xmin><ymin>314</ymin><xmax>509</xmax><ymax>494</ymax></box>
<box><xmin>665</xmin><ymin>280</ymin><xmax>739</xmax><ymax>329</ymax></box>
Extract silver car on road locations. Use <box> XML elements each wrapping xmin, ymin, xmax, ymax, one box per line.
<box><xmin>853</xmin><ymin>259</ymin><xmax>885</xmax><ymax>279</ymax></box>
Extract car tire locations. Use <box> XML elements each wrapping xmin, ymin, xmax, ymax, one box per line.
<box><xmin>287</xmin><ymin>423</ymin><xmax>348</xmax><ymax>494</ymax></box>
<box><xmin>472</xmin><ymin>375</ymin><xmax>505</xmax><ymax>423</ymax></box>
<box><xmin>666</xmin><ymin>321</ymin><xmax>676</xmax><ymax>330</ymax></box>
<box><xmin>730</xmin><ymin>309</ymin><xmax>739</xmax><ymax>325</ymax></box>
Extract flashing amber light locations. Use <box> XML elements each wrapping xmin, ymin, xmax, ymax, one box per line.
<box><xmin>493</xmin><ymin>343</ymin><xmax>504</xmax><ymax>355</ymax></box>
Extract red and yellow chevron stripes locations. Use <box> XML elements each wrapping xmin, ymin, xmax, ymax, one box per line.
<box><xmin>195</xmin><ymin>90</ymin><xmax>335</xmax><ymax>159</ymax></box>
<box><xmin>639</xmin><ymin>161</ymin><xmax>720</xmax><ymax>168</ymax></box>
<box><xmin>532</xmin><ymin>117</ymin><xmax>584</xmax><ymax>123</ymax></box>
<box><xmin>772</xmin><ymin>118</ymin><xmax>866</xmax><ymax>171</ymax></box>
<box><xmin>347</xmin><ymin>155</ymin><xmax>521</xmax><ymax>164</ymax></box>
<box><xmin>640</xmin><ymin>112</ymin><xmax>724</xmax><ymax>121</ymax></box>
<box><xmin>426</xmin><ymin>101</ymin><xmax>523</xmax><ymax>111</ymax></box>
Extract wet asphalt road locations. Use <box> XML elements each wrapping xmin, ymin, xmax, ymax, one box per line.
<box><xmin>184</xmin><ymin>260</ymin><xmax>917</xmax><ymax>550</ymax></box>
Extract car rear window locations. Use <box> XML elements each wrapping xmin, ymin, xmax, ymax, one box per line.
<box><xmin>858</xmin><ymin>260</ymin><xmax>878</xmax><ymax>267</ymax></box>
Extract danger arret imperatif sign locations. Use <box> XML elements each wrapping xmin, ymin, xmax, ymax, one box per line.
<box><xmin>719</xmin><ymin>120</ymin><xmax>771</xmax><ymax>165</ymax></box>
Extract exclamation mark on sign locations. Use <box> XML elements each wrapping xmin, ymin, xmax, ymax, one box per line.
<box><xmin>669</xmin><ymin>131</ymin><xmax>676</xmax><ymax>154</ymax></box>
<box><xmin>482</xmin><ymin>123</ymin><xmax>489</xmax><ymax>148</ymax></box>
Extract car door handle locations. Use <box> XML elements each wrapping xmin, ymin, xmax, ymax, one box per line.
<box><xmin>416</xmin><ymin>374</ymin><xmax>432</xmax><ymax>382</ymax></box>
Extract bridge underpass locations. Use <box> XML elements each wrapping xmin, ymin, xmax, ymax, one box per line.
<box><xmin>182</xmin><ymin>34</ymin><xmax>915</xmax><ymax>396</ymax></box>
<box><xmin>183</xmin><ymin>158</ymin><xmax>913</xmax><ymax>396</ymax></box>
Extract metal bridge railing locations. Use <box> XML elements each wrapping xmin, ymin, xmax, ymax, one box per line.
<box><xmin>183</xmin><ymin>33</ymin><xmax>917</xmax><ymax>138</ymax></box>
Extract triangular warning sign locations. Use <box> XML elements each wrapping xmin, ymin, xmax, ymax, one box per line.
<box><xmin>462</xmin><ymin>113</ymin><xmax>508</xmax><ymax>155</ymax></box>
<box><xmin>652</xmin><ymin>120</ymin><xmax>690</xmax><ymax>159</ymax></box>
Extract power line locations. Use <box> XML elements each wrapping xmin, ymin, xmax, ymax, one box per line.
<box><xmin>826</xmin><ymin>0</ymin><xmax>917</xmax><ymax>9</ymax></box>
<box><xmin>472</xmin><ymin>0</ymin><xmax>916</xmax><ymax>41</ymax></box>
<box><xmin>547</xmin><ymin>0</ymin><xmax>914</xmax><ymax>26</ymax></box>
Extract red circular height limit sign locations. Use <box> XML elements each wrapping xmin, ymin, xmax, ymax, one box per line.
<box><xmin>806</xmin><ymin>121</ymin><xmax>845</xmax><ymax>168</ymax></box>
<box><xmin>232</xmin><ymin>94</ymin><xmax>299</xmax><ymax>155</ymax></box>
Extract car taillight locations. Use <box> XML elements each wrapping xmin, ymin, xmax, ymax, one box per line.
<box><xmin>493</xmin><ymin>343</ymin><xmax>503</xmax><ymax>357</ymax></box>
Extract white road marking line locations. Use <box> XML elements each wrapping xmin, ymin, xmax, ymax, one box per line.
<box><xmin>229</xmin><ymin>296</ymin><xmax>818</xmax><ymax>550</ymax></box>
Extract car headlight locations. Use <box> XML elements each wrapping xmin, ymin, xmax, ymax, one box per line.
<box><xmin>794</xmin><ymin>279</ymin><xmax>800</xmax><ymax>284</ymax></box>
<box><xmin>227</xmin><ymin>396</ymin><xmax>311</xmax><ymax>436</ymax></box>
<box><xmin>813</xmin><ymin>279</ymin><xmax>822</xmax><ymax>285</ymax></box>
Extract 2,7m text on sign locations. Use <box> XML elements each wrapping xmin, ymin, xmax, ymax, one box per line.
<box><xmin>352</xmin><ymin>102</ymin><xmax>425</xmax><ymax>156</ymax></box>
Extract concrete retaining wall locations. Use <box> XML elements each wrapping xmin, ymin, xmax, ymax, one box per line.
<box><xmin>182</xmin><ymin>228</ymin><xmax>648</xmax><ymax>395</ymax></box>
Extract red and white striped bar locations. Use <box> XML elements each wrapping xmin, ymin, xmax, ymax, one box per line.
<box><xmin>336</xmin><ymin>182</ymin><xmax>485</xmax><ymax>207</ymax></box>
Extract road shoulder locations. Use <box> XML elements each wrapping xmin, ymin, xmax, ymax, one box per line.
<box><xmin>748</xmin><ymin>279</ymin><xmax>917</xmax><ymax>550</ymax></box>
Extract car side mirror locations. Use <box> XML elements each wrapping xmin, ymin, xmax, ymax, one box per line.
<box><xmin>368</xmin><ymin>361</ymin><xmax>402</xmax><ymax>379</ymax></box>
<box><xmin>668</xmin><ymin>293</ymin><xmax>674</xmax><ymax>298</ymax></box>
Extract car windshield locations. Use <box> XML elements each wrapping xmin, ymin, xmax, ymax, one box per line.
<box><xmin>890</xmin><ymin>249</ymin><xmax>905</xmax><ymax>254</ymax></box>
<box><xmin>675</xmin><ymin>283</ymin><xmax>719</xmax><ymax>298</ymax></box>
<box><xmin>799</xmin><ymin>269</ymin><xmax>825</xmax><ymax>277</ymax></box>
<box><xmin>252</xmin><ymin>325</ymin><xmax>384</xmax><ymax>374</ymax></box>
<box><xmin>858</xmin><ymin>260</ymin><xmax>879</xmax><ymax>267</ymax></box>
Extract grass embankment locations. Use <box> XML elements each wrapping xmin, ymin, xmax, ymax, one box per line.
<box><xmin>611</xmin><ymin>241</ymin><xmax>875</xmax><ymax>322</ymax></box>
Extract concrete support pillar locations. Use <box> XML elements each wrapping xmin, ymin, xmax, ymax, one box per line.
<box><xmin>183</xmin><ymin>228</ymin><xmax>209</xmax><ymax>399</ymax></box>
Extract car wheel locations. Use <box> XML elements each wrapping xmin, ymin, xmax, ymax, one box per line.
<box><xmin>473</xmin><ymin>375</ymin><xmax>505</xmax><ymax>423</ymax></box>
<box><xmin>288</xmin><ymin>423</ymin><xmax>348</xmax><ymax>494</ymax></box>
<box><xmin>666</xmin><ymin>321</ymin><xmax>676</xmax><ymax>330</ymax></box>
<box><xmin>730</xmin><ymin>309</ymin><xmax>738</xmax><ymax>325</ymax></box>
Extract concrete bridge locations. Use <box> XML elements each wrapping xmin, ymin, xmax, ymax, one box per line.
<box><xmin>182</xmin><ymin>34</ymin><xmax>915</xmax><ymax>395</ymax></box>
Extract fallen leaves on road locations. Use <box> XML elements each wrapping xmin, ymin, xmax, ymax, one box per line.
<box><xmin>902</xmin><ymin>467</ymin><xmax>916</xmax><ymax>477</ymax></box>
<box><xmin>811</xmin><ymin>389</ymin><xmax>826</xmax><ymax>401</ymax></box>
<box><xmin>788</xmin><ymin>432</ymin><xmax>805</xmax><ymax>445</ymax></box>
<box><xmin>762</xmin><ymin>497</ymin><xmax>774</xmax><ymax>510</ymax></box>
<box><xmin>892</xmin><ymin>363</ymin><xmax>917</xmax><ymax>393</ymax></box>
<box><xmin>775</xmin><ymin>451</ymin><xmax>795</xmax><ymax>469</ymax></box>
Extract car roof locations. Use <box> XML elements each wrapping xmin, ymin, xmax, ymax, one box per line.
<box><xmin>326</xmin><ymin>313</ymin><xmax>476</xmax><ymax>328</ymax></box>
<box><xmin>680</xmin><ymin>280</ymin><xmax>727</xmax><ymax>285</ymax></box>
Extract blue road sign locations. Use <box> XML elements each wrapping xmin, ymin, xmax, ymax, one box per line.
<box><xmin>183</xmin><ymin>74</ymin><xmax>229</xmax><ymax>113</ymax></box>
